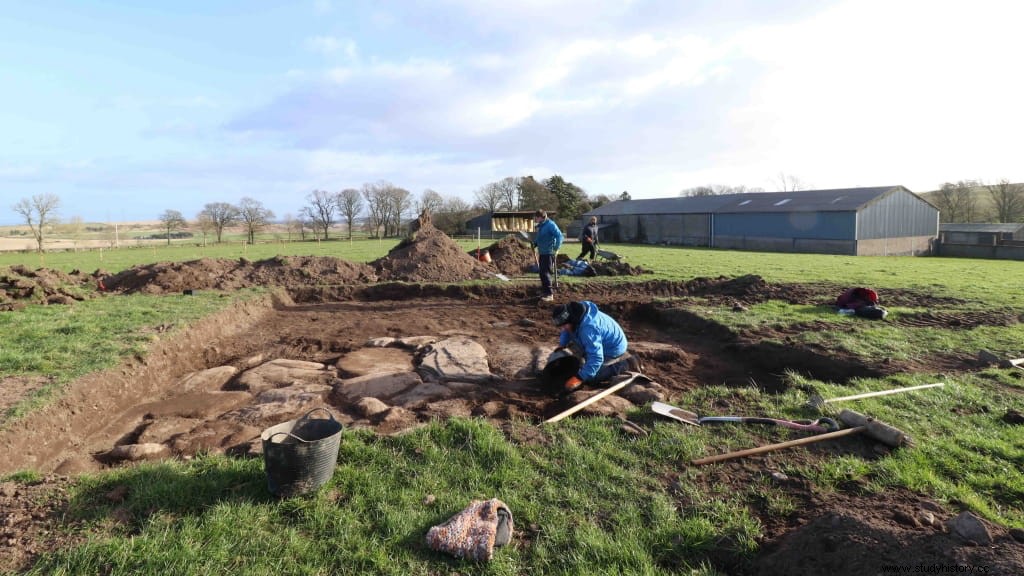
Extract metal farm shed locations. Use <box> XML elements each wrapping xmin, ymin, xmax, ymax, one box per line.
<box><xmin>939</xmin><ymin>223</ymin><xmax>1024</xmax><ymax>245</ymax></box>
<box><xmin>583</xmin><ymin>186</ymin><xmax>938</xmax><ymax>256</ymax></box>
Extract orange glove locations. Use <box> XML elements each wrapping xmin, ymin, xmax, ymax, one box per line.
<box><xmin>564</xmin><ymin>376</ymin><xmax>584</xmax><ymax>392</ymax></box>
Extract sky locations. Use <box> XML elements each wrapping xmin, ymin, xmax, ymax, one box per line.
<box><xmin>3</xmin><ymin>0</ymin><xmax>1023</xmax><ymax>225</ymax></box>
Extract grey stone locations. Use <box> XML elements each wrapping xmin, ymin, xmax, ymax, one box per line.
<box><xmin>177</xmin><ymin>366</ymin><xmax>238</xmax><ymax>392</ymax></box>
<box><xmin>108</xmin><ymin>443</ymin><xmax>170</xmax><ymax>462</ymax></box>
<box><xmin>394</xmin><ymin>336</ymin><xmax>439</xmax><ymax>349</ymax></box>
<box><xmin>137</xmin><ymin>417</ymin><xmax>202</xmax><ymax>444</ymax></box>
<box><xmin>235</xmin><ymin>359</ymin><xmax>331</xmax><ymax>394</ymax></box>
<box><xmin>334</xmin><ymin>371</ymin><xmax>422</xmax><ymax>402</ymax></box>
<box><xmin>418</xmin><ymin>337</ymin><xmax>494</xmax><ymax>383</ymax></box>
<box><xmin>390</xmin><ymin>381</ymin><xmax>453</xmax><ymax>406</ymax></box>
<box><xmin>947</xmin><ymin>511</ymin><xmax>992</xmax><ymax>545</ymax></box>
<box><xmin>354</xmin><ymin>397</ymin><xmax>390</xmax><ymax>417</ymax></box>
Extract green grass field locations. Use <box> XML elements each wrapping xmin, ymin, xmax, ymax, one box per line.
<box><xmin>2</xmin><ymin>242</ymin><xmax>1023</xmax><ymax>575</ymax></box>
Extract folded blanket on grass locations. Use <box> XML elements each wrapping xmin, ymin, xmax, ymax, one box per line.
<box><xmin>425</xmin><ymin>498</ymin><xmax>513</xmax><ymax>561</ymax></box>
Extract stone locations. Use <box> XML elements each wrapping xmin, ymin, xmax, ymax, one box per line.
<box><xmin>142</xmin><ymin>391</ymin><xmax>253</xmax><ymax>420</ymax></box>
<box><xmin>337</xmin><ymin>348</ymin><xmax>415</xmax><ymax>377</ymax></box>
<box><xmin>390</xmin><ymin>382</ymin><xmax>454</xmax><ymax>407</ymax></box>
<box><xmin>354</xmin><ymin>397</ymin><xmax>390</xmax><ymax>417</ymax></box>
<box><xmin>177</xmin><ymin>366</ymin><xmax>238</xmax><ymax>392</ymax></box>
<box><xmin>169</xmin><ymin>421</ymin><xmax>262</xmax><ymax>457</ymax></box>
<box><xmin>235</xmin><ymin>359</ymin><xmax>331</xmax><ymax>394</ymax></box>
<box><xmin>394</xmin><ymin>336</ymin><xmax>439</xmax><ymax>349</ymax></box>
<box><xmin>1010</xmin><ymin>528</ymin><xmax>1024</xmax><ymax>543</ymax></box>
<box><xmin>418</xmin><ymin>337</ymin><xmax>494</xmax><ymax>383</ymax></box>
<box><xmin>947</xmin><ymin>511</ymin><xmax>992</xmax><ymax>545</ymax></box>
<box><xmin>334</xmin><ymin>371</ymin><xmax>422</xmax><ymax>402</ymax></box>
<box><xmin>108</xmin><ymin>443</ymin><xmax>170</xmax><ymax>462</ymax></box>
<box><xmin>137</xmin><ymin>417</ymin><xmax>202</xmax><ymax>444</ymax></box>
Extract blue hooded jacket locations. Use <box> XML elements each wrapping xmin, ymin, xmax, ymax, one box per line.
<box><xmin>558</xmin><ymin>300</ymin><xmax>628</xmax><ymax>381</ymax></box>
<box><xmin>533</xmin><ymin>217</ymin><xmax>563</xmax><ymax>256</ymax></box>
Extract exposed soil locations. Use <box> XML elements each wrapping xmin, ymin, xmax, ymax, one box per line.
<box><xmin>1</xmin><ymin>221</ymin><xmax>1022</xmax><ymax>573</ymax></box>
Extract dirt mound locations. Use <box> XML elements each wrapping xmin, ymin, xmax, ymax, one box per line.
<box><xmin>750</xmin><ymin>505</ymin><xmax>1024</xmax><ymax>575</ymax></box>
<box><xmin>481</xmin><ymin>235</ymin><xmax>537</xmax><ymax>276</ymax></box>
<box><xmin>0</xmin><ymin>265</ymin><xmax>98</xmax><ymax>310</ymax></box>
<box><xmin>589</xmin><ymin>259</ymin><xmax>648</xmax><ymax>276</ymax></box>
<box><xmin>101</xmin><ymin>256</ymin><xmax>377</xmax><ymax>294</ymax></box>
<box><xmin>373</xmin><ymin>212</ymin><xmax>495</xmax><ymax>282</ymax></box>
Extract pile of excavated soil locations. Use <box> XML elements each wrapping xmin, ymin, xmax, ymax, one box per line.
<box><xmin>372</xmin><ymin>212</ymin><xmax>495</xmax><ymax>282</ymax></box>
<box><xmin>0</xmin><ymin>265</ymin><xmax>99</xmax><ymax>310</ymax></box>
<box><xmin>480</xmin><ymin>235</ymin><xmax>537</xmax><ymax>276</ymax></box>
<box><xmin>101</xmin><ymin>256</ymin><xmax>377</xmax><ymax>294</ymax></box>
<box><xmin>588</xmin><ymin>260</ymin><xmax>648</xmax><ymax>276</ymax></box>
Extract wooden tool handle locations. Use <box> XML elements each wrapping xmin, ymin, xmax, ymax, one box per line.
<box><xmin>825</xmin><ymin>382</ymin><xmax>944</xmax><ymax>404</ymax></box>
<box><xmin>690</xmin><ymin>426</ymin><xmax>866</xmax><ymax>466</ymax></box>
<box><xmin>543</xmin><ymin>373</ymin><xmax>639</xmax><ymax>424</ymax></box>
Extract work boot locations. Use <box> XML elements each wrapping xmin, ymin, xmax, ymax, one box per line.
<box><xmin>540</xmin><ymin>294</ymin><xmax>554</xmax><ymax>302</ymax></box>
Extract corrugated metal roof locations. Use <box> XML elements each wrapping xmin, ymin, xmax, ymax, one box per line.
<box><xmin>587</xmin><ymin>186</ymin><xmax>912</xmax><ymax>216</ymax></box>
<box><xmin>940</xmin><ymin>223</ymin><xmax>1024</xmax><ymax>233</ymax></box>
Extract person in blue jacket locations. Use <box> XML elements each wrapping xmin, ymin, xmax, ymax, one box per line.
<box><xmin>532</xmin><ymin>210</ymin><xmax>564</xmax><ymax>302</ymax></box>
<box><xmin>550</xmin><ymin>300</ymin><xmax>630</xmax><ymax>394</ymax></box>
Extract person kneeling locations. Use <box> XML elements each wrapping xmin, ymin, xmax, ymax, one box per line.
<box><xmin>550</xmin><ymin>301</ymin><xmax>631</xmax><ymax>395</ymax></box>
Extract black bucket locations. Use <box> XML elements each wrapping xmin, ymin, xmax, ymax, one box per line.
<box><xmin>541</xmin><ymin>353</ymin><xmax>582</xmax><ymax>394</ymax></box>
<box><xmin>261</xmin><ymin>408</ymin><xmax>343</xmax><ymax>497</ymax></box>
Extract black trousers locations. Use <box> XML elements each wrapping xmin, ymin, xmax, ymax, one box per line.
<box><xmin>538</xmin><ymin>253</ymin><xmax>555</xmax><ymax>296</ymax></box>
<box><xmin>578</xmin><ymin>241</ymin><xmax>596</xmax><ymax>260</ymax></box>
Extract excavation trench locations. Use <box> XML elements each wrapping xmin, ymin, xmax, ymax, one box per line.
<box><xmin>0</xmin><ymin>282</ymin><xmax>906</xmax><ymax>476</ymax></box>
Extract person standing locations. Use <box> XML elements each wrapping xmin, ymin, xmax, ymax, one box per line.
<box><xmin>577</xmin><ymin>216</ymin><xmax>599</xmax><ymax>261</ymax></box>
<box><xmin>550</xmin><ymin>301</ymin><xmax>630</xmax><ymax>394</ymax></box>
<box><xmin>532</xmin><ymin>209</ymin><xmax>563</xmax><ymax>302</ymax></box>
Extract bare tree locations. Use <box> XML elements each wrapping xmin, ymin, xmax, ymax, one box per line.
<box><xmin>303</xmin><ymin>190</ymin><xmax>337</xmax><ymax>239</ymax></box>
<box><xmin>473</xmin><ymin>183</ymin><xmax>505</xmax><ymax>214</ymax></box>
<box><xmin>495</xmin><ymin>176</ymin><xmax>520</xmax><ymax>210</ymax></box>
<box><xmin>383</xmin><ymin>185</ymin><xmax>413</xmax><ymax>237</ymax></box>
<box><xmin>986</xmin><ymin>179</ymin><xmax>1024</xmax><ymax>223</ymax></box>
<box><xmin>158</xmin><ymin>209</ymin><xmax>187</xmax><ymax>245</ymax></box>
<box><xmin>237</xmin><ymin>197</ymin><xmax>275</xmax><ymax>244</ymax></box>
<box><xmin>195</xmin><ymin>211</ymin><xmax>215</xmax><ymax>246</ymax></box>
<box><xmin>336</xmin><ymin>188</ymin><xmax>365</xmax><ymax>240</ymax></box>
<box><xmin>12</xmin><ymin>193</ymin><xmax>60</xmax><ymax>252</ymax></box>
<box><xmin>680</xmin><ymin>184</ymin><xmax>763</xmax><ymax>197</ymax></box>
<box><xmin>934</xmin><ymin>181</ymin><xmax>980</xmax><ymax>223</ymax></box>
<box><xmin>434</xmin><ymin>197</ymin><xmax>474</xmax><ymax>235</ymax></box>
<box><xmin>417</xmin><ymin>189</ymin><xmax>444</xmax><ymax>216</ymax></box>
<box><xmin>197</xmin><ymin>202</ymin><xmax>239</xmax><ymax>243</ymax></box>
<box><xmin>362</xmin><ymin>181</ymin><xmax>389</xmax><ymax>238</ymax></box>
<box><xmin>774</xmin><ymin>173</ymin><xmax>808</xmax><ymax>192</ymax></box>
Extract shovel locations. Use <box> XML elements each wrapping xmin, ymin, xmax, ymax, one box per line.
<box><xmin>652</xmin><ymin>402</ymin><xmax>838</xmax><ymax>433</ymax></box>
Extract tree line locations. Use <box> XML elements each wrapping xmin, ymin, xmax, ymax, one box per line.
<box><xmin>8</xmin><ymin>173</ymin><xmax>628</xmax><ymax>252</ymax></box>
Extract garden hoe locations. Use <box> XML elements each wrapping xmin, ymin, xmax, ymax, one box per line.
<box><xmin>806</xmin><ymin>382</ymin><xmax>945</xmax><ymax>412</ymax></box>
<box><xmin>652</xmin><ymin>402</ymin><xmax>838</xmax><ymax>433</ymax></box>
<box><xmin>691</xmin><ymin>409</ymin><xmax>912</xmax><ymax>466</ymax></box>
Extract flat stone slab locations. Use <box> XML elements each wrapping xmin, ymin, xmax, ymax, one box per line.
<box><xmin>337</xmin><ymin>348</ymin><xmax>415</xmax><ymax>377</ymax></box>
<box><xmin>234</xmin><ymin>359</ymin><xmax>333</xmax><ymax>394</ymax></box>
<box><xmin>178</xmin><ymin>366</ymin><xmax>238</xmax><ymax>392</ymax></box>
<box><xmin>334</xmin><ymin>371</ymin><xmax>422</xmax><ymax>402</ymax></box>
<box><xmin>140</xmin><ymin>391</ymin><xmax>253</xmax><ymax>420</ymax></box>
<box><xmin>418</xmin><ymin>337</ymin><xmax>493</xmax><ymax>383</ymax></box>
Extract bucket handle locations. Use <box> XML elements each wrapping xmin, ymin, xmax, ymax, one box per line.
<box><xmin>268</xmin><ymin>408</ymin><xmax>339</xmax><ymax>444</ymax></box>
<box><xmin>298</xmin><ymin>407</ymin><xmax>337</xmax><ymax>423</ymax></box>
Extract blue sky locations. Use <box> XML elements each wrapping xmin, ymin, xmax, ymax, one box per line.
<box><xmin>3</xmin><ymin>0</ymin><xmax>1022</xmax><ymax>224</ymax></box>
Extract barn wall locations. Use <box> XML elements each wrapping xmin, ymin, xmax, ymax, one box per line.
<box><xmin>713</xmin><ymin>236</ymin><xmax>856</xmax><ymax>255</ymax></box>
<box><xmin>856</xmin><ymin>236</ymin><xmax>935</xmax><ymax>256</ymax></box>
<box><xmin>857</xmin><ymin>190</ymin><xmax>938</xmax><ymax>239</ymax></box>
<box><xmin>714</xmin><ymin>212</ymin><xmax>856</xmax><ymax>239</ymax></box>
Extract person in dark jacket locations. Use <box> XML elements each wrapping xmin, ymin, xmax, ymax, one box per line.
<box><xmin>550</xmin><ymin>300</ymin><xmax>630</xmax><ymax>394</ymax></box>
<box><xmin>577</xmin><ymin>216</ymin><xmax>599</xmax><ymax>261</ymax></box>
<box><xmin>532</xmin><ymin>210</ymin><xmax>564</xmax><ymax>302</ymax></box>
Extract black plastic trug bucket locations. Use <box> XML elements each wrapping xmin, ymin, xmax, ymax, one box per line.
<box><xmin>261</xmin><ymin>408</ymin><xmax>343</xmax><ymax>498</ymax></box>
